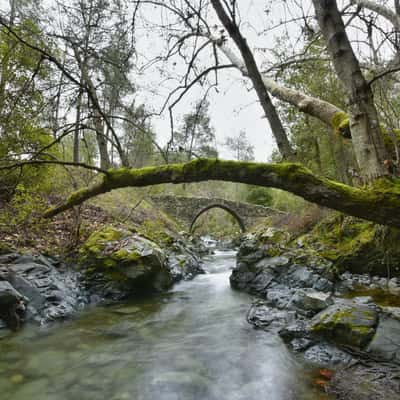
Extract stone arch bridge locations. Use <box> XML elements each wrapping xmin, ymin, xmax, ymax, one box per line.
<box><xmin>149</xmin><ymin>195</ymin><xmax>284</xmax><ymax>232</ymax></box>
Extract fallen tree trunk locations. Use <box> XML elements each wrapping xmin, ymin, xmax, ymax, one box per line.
<box><xmin>44</xmin><ymin>158</ymin><xmax>400</xmax><ymax>228</ymax></box>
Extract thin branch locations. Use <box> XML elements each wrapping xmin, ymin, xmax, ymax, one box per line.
<box><xmin>0</xmin><ymin>160</ymin><xmax>108</xmax><ymax>174</ymax></box>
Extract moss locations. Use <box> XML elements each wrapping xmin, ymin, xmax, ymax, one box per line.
<box><xmin>294</xmin><ymin>212</ymin><xmax>400</xmax><ymax>276</ymax></box>
<box><xmin>81</xmin><ymin>226</ymin><xmax>125</xmax><ymax>256</ymax></box>
<box><xmin>45</xmin><ymin>158</ymin><xmax>400</xmax><ymax>229</ymax></box>
<box><xmin>66</xmin><ymin>188</ymin><xmax>89</xmax><ymax>205</ymax></box>
<box><xmin>114</xmin><ymin>248</ymin><xmax>141</xmax><ymax>262</ymax></box>
<box><xmin>381</xmin><ymin>125</ymin><xmax>400</xmax><ymax>159</ymax></box>
<box><xmin>103</xmin><ymin>270</ymin><xmax>128</xmax><ymax>282</ymax></box>
<box><xmin>0</xmin><ymin>242</ymin><xmax>14</xmax><ymax>255</ymax></box>
<box><xmin>139</xmin><ymin>220</ymin><xmax>175</xmax><ymax>247</ymax></box>
<box><xmin>311</xmin><ymin>307</ymin><xmax>375</xmax><ymax>347</ymax></box>
<box><xmin>103</xmin><ymin>259</ymin><xmax>117</xmax><ymax>268</ymax></box>
<box><xmin>342</xmin><ymin>288</ymin><xmax>400</xmax><ymax>307</ymax></box>
<box><xmin>331</xmin><ymin>111</ymin><xmax>350</xmax><ymax>137</ymax></box>
<box><xmin>79</xmin><ymin>226</ymin><xmax>131</xmax><ymax>271</ymax></box>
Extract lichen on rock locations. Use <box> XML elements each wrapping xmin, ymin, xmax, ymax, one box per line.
<box><xmin>309</xmin><ymin>302</ymin><xmax>379</xmax><ymax>348</ymax></box>
<box><xmin>80</xmin><ymin>226</ymin><xmax>172</xmax><ymax>296</ymax></box>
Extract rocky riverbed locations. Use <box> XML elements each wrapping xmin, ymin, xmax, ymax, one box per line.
<box><xmin>0</xmin><ymin>227</ymin><xmax>204</xmax><ymax>335</ymax></box>
<box><xmin>1</xmin><ymin>223</ymin><xmax>400</xmax><ymax>399</ymax></box>
<box><xmin>231</xmin><ymin>229</ymin><xmax>400</xmax><ymax>398</ymax></box>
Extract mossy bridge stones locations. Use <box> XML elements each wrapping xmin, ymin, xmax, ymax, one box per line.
<box><xmin>149</xmin><ymin>195</ymin><xmax>284</xmax><ymax>232</ymax></box>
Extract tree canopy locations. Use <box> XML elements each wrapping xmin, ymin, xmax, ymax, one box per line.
<box><xmin>1</xmin><ymin>0</ymin><xmax>400</xmax><ymax>226</ymax></box>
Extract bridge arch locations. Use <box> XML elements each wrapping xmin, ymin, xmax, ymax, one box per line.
<box><xmin>189</xmin><ymin>204</ymin><xmax>246</xmax><ymax>233</ymax></box>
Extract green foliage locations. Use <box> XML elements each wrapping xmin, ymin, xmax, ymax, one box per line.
<box><xmin>172</xmin><ymin>99</ymin><xmax>218</xmax><ymax>161</ymax></box>
<box><xmin>246</xmin><ymin>186</ymin><xmax>273</xmax><ymax>206</ymax></box>
<box><xmin>0</xmin><ymin>19</ymin><xmax>53</xmax><ymax>154</ymax></box>
<box><xmin>298</xmin><ymin>214</ymin><xmax>400</xmax><ymax>276</ymax></box>
<box><xmin>0</xmin><ymin>17</ymin><xmax>61</xmax><ymax>198</ymax></box>
<box><xmin>192</xmin><ymin>208</ymin><xmax>242</xmax><ymax>239</ymax></box>
<box><xmin>139</xmin><ymin>219</ymin><xmax>175</xmax><ymax>246</ymax></box>
<box><xmin>0</xmin><ymin>183</ymin><xmax>50</xmax><ymax>245</ymax></box>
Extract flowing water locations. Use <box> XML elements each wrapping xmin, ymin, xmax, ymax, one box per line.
<box><xmin>0</xmin><ymin>250</ymin><xmax>332</xmax><ymax>400</ymax></box>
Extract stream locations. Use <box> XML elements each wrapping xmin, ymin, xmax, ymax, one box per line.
<box><xmin>0</xmin><ymin>250</ymin><xmax>332</xmax><ymax>400</ymax></box>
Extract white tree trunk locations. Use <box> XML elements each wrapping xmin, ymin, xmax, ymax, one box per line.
<box><xmin>313</xmin><ymin>0</ymin><xmax>388</xmax><ymax>179</ymax></box>
<box><xmin>208</xmin><ymin>33</ymin><xmax>345</xmax><ymax>130</ymax></box>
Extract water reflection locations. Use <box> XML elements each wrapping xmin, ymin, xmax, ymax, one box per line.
<box><xmin>0</xmin><ymin>250</ymin><xmax>331</xmax><ymax>400</ymax></box>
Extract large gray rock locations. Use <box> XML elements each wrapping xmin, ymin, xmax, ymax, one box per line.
<box><xmin>1</xmin><ymin>254</ymin><xmax>87</xmax><ymax>326</ymax></box>
<box><xmin>303</xmin><ymin>343</ymin><xmax>352</xmax><ymax>365</ymax></box>
<box><xmin>166</xmin><ymin>241</ymin><xmax>204</xmax><ymax>281</ymax></box>
<box><xmin>367</xmin><ymin>316</ymin><xmax>400</xmax><ymax>362</ymax></box>
<box><xmin>309</xmin><ymin>302</ymin><xmax>379</xmax><ymax>348</ymax></box>
<box><xmin>80</xmin><ymin>227</ymin><xmax>204</xmax><ymax>300</ymax></box>
<box><xmin>230</xmin><ymin>255</ymin><xmax>291</xmax><ymax>294</ymax></box>
<box><xmin>80</xmin><ymin>227</ymin><xmax>172</xmax><ymax>295</ymax></box>
<box><xmin>247</xmin><ymin>300</ymin><xmax>296</xmax><ymax>330</ymax></box>
<box><xmin>288</xmin><ymin>289</ymin><xmax>333</xmax><ymax>316</ymax></box>
<box><xmin>0</xmin><ymin>281</ymin><xmax>27</xmax><ymax>330</ymax></box>
<box><xmin>265</xmin><ymin>288</ymin><xmax>294</xmax><ymax>309</ymax></box>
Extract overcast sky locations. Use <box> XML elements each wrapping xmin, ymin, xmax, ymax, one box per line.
<box><xmin>132</xmin><ymin>1</ymin><xmax>308</xmax><ymax>162</ymax></box>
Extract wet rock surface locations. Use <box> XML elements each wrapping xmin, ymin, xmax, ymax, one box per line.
<box><xmin>0</xmin><ymin>230</ymin><xmax>205</xmax><ymax>331</ymax></box>
<box><xmin>308</xmin><ymin>301</ymin><xmax>379</xmax><ymax>348</ymax></box>
<box><xmin>0</xmin><ymin>253</ymin><xmax>87</xmax><ymax>331</ymax></box>
<box><xmin>80</xmin><ymin>227</ymin><xmax>205</xmax><ymax>301</ymax></box>
<box><xmin>232</xmin><ymin>230</ymin><xmax>400</xmax><ymax>399</ymax></box>
<box><xmin>0</xmin><ymin>281</ymin><xmax>27</xmax><ymax>331</ymax></box>
<box><xmin>232</xmin><ymin>233</ymin><xmax>400</xmax><ymax>369</ymax></box>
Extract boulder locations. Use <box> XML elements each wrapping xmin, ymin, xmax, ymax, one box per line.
<box><xmin>0</xmin><ymin>281</ymin><xmax>27</xmax><ymax>330</ymax></box>
<box><xmin>309</xmin><ymin>302</ymin><xmax>379</xmax><ymax>348</ymax></box>
<box><xmin>80</xmin><ymin>227</ymin><xmax>173</xmax><ymax>296</ymax></box>
<box><xmin>381</xmin><ymin>306</ymin><xmax>400</xmax><ymax>321</ymax></box>
<box><xmin>265</xmin><ymin>288</ymin><xmax>294</xmax><ymax>309</ymax></box>
<box><xmin>303</xmin><ymin>343</ymin><xmax>352</xmax><ymax>365</ymax></box>
<box><xmin>279</xmin><ymin>319</ymin><xmax>312</xmax><ymax>342</ymax></box>
<box><xmin>247</xmin><ymin>301</ymin><xmax>296</xmax><ymax>330</ymax></box>
<box><xmin>1</xmin><ymin>256</ymin><xmax>86</xmax><ymax>324</ymax></box>
<box><xmin>165</xmin><ymin>241</ymin><xmax>205</xmax><ymax>281</ymax></box>
<box><xmin>230</xmin><ymin>256</ymin><xmax>291</xmax><ymax>295</ymax></box>
<box><xmin>367</xmin><ymin>316</ymin><xmax>400</xmax><ymax>362</ymax></box>
<box><xmin>288</xmin><ymin>289</ymin><xmax>333</xmax><ymax>316</ymax></box>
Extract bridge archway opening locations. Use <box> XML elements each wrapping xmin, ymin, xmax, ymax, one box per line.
<box><xmin>190</xmin><ymin>204</ymin><xmax>245</xmax><ymax>236</ymax></box>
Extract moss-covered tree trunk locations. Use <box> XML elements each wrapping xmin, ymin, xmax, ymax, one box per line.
<box><xmin>44</xmin><ymin>158</ymin><xmax>400</xmax><ymax>228</ymax></box>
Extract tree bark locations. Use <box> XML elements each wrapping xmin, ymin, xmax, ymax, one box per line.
<box><xmin>350</xmin><ymin>0</ymin><xmax>400</xmax><ymax>28</ymax></box>
<box><xmin>0</xmin><ymin>0</ymin><xmax>16</xmax><ymax>118</ymax></box>
<box><xmin>209</xmin><ymin>34</ymin><xmax>346</xmax><ymax>133</ymax></box>
<box><xmin>211</xmin><ymin>0</ymin><xmax>295</xmax><ymax>160</ymax></box>
<box><xmin>44</xmin><ymin>158</ymin><xmax>400</xmax><ymax>228</ymax></box>
<box><xmin>73</xmin><ymin>46</ymin><xmax>111</xmax><ymax>170</ymax></box>
<box><xmin>313</xmin><ymin>0</ymin><xmax>388</xmax><ymax>179</ymax></box>
<box><xmin>73</xmin><ymin>85</ymin><xmax>83</xmax><ymax>164</ymax></box>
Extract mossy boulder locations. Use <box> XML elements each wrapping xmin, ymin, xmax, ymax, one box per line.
<box><xmin>80</xmin><ymin>226</ymin><xmax>173</xmax><ymax>294</ymax></box>
<box><xmin>298</xmin><ymin>215</ymin><xmax>400</xmax><ymax>277</ymax></box>
<box><xmin>309</xmin><ymin>302</ymin><xmax>379</xmax><ymax>348</ymax></box>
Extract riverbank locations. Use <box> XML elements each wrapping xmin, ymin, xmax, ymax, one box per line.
<box><xmin>230</xmin><ymin>214</ymin><xmax>400</xmax><ymax>398</ymax></box>
<box><xmin>0</xmin><ymin>249</ymin><xmax>333</xmax><ymax>400</ymax></box>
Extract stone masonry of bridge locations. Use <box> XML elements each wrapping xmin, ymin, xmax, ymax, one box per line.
<box><xmin>149</xmin><ymin>195</ymin><xmax>284</xmax><ymax>232</ymax></box>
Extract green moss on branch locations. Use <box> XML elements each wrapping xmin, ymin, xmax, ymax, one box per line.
<box><xmin>44</xmin><ymin>158</ymin><xmax>400</xmax><ymax>228</ymax></box>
